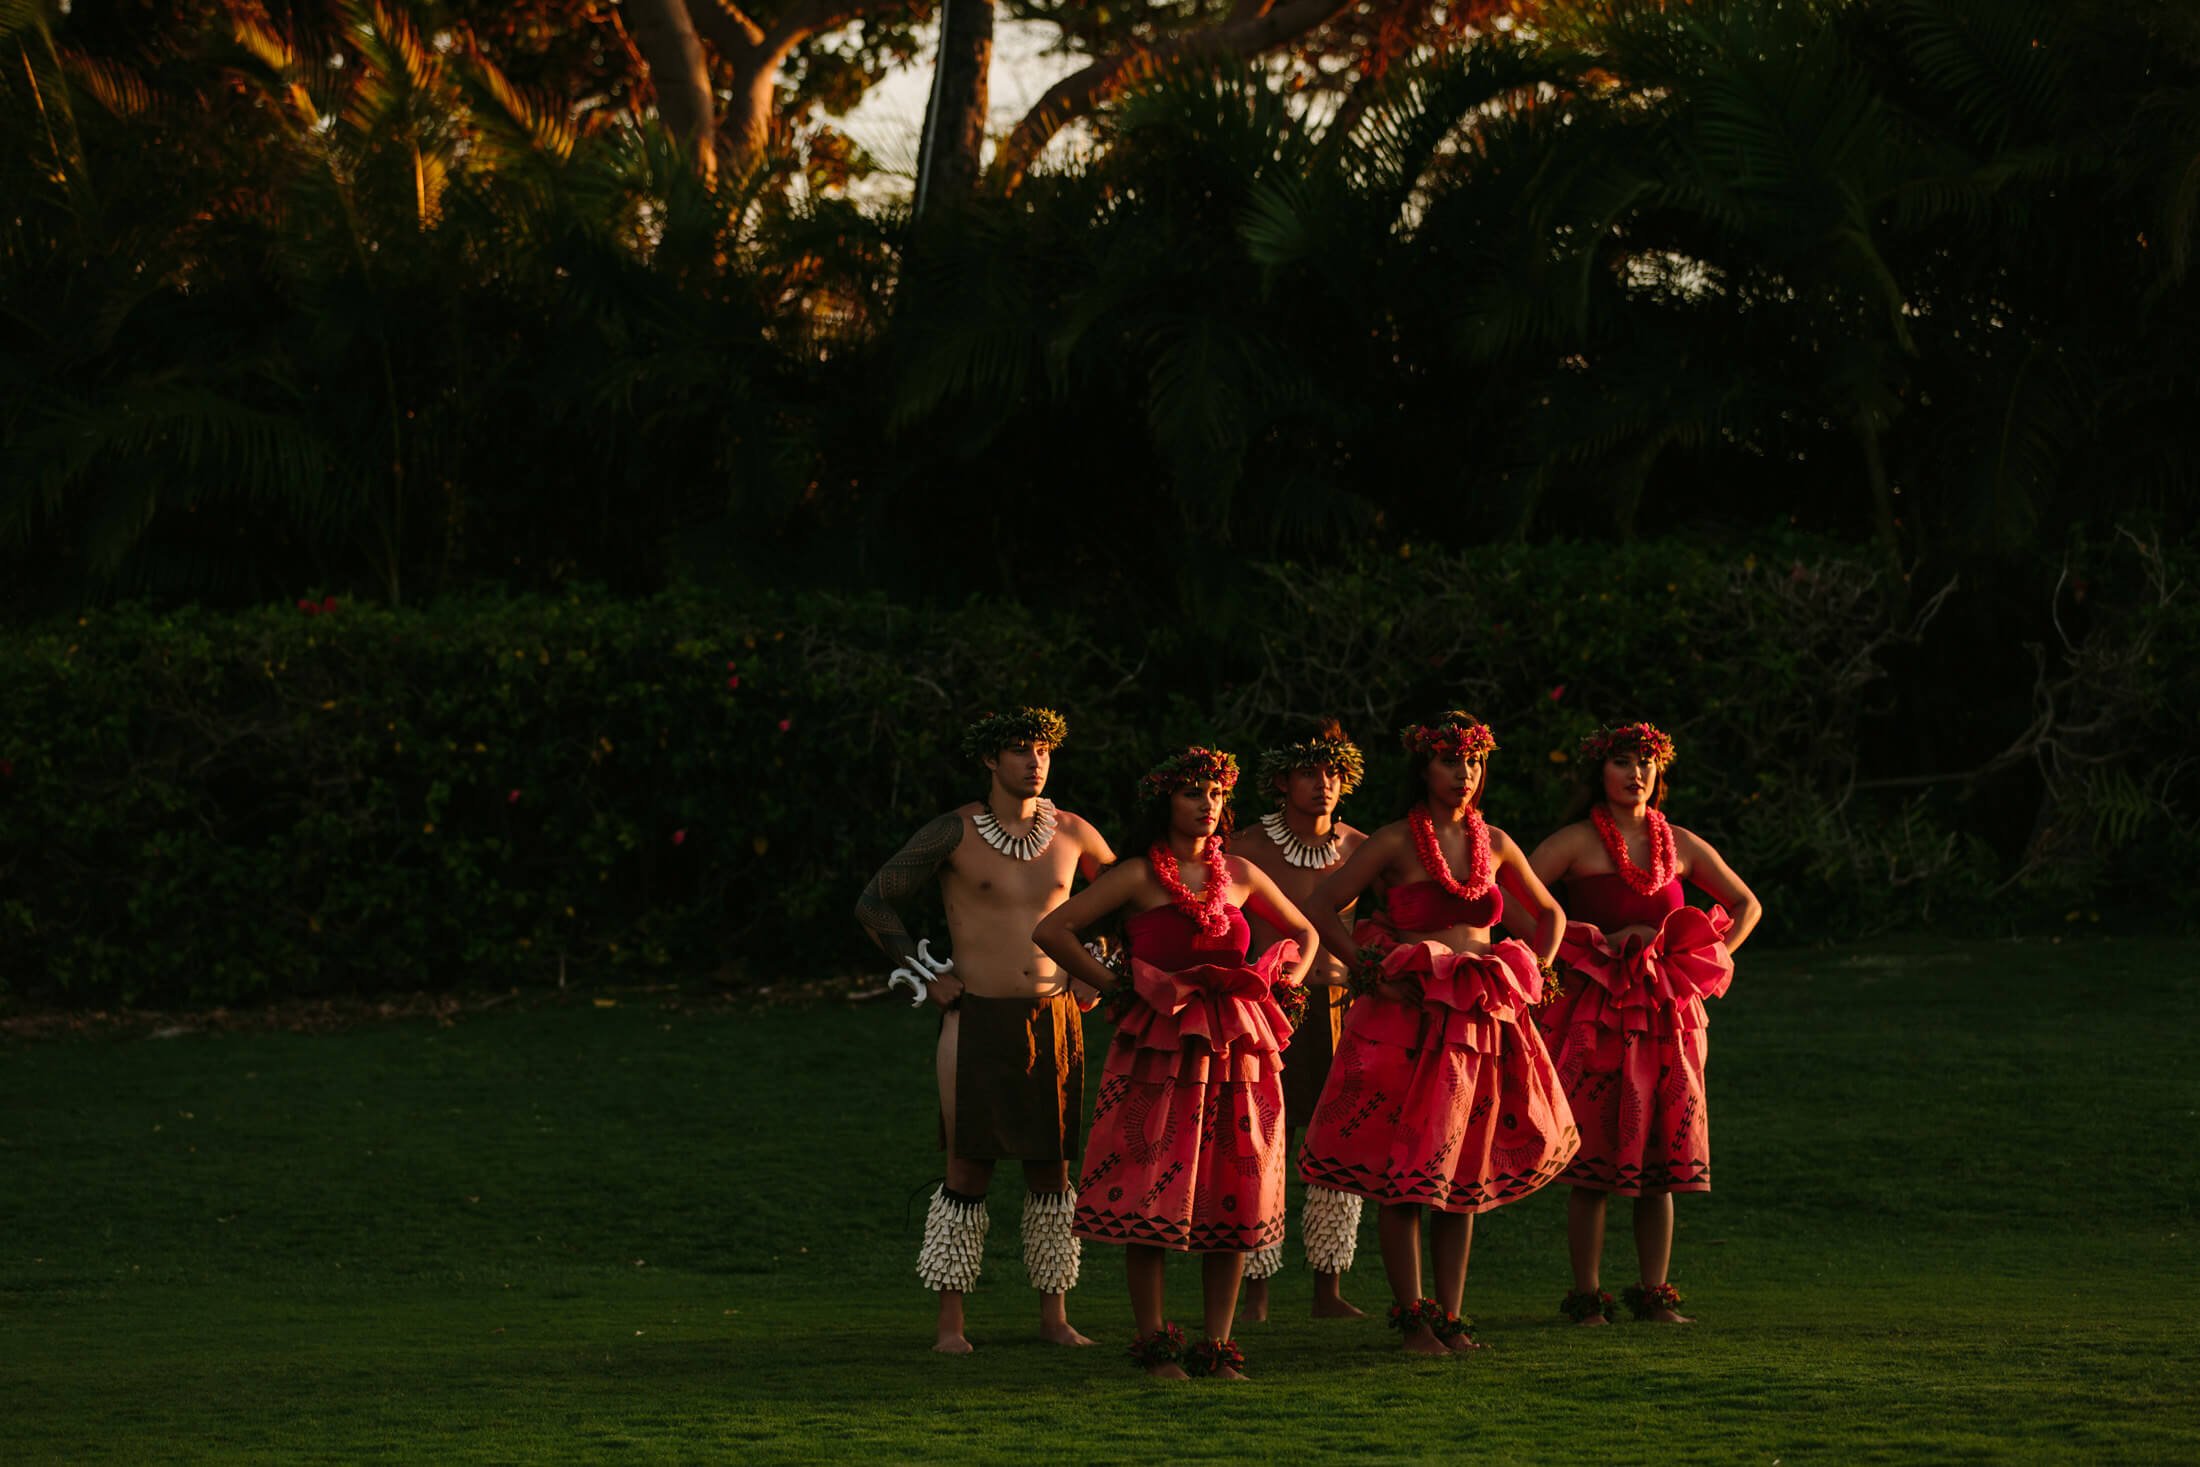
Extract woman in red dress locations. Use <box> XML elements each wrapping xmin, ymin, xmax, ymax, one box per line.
<box><xmin>1034</xmin><ymin>747</ymin><xmax>1321</xmax><ymax>1379</ymax></box>
<box><xmin>1528</xmin><ymin>722</ymin><xmax>1761</xmax><ymax>1325</ymax></box>
<box><xmin>1296</xmin><ymin>713</ymin><xmax>1577</xmax><ymax>1356</ymax></box>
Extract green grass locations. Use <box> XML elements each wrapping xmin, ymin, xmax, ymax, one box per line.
<box><xmin>3</xmin><ymin>936</ymin><xmax>2196</xmax><ymax>1463</ymax></box>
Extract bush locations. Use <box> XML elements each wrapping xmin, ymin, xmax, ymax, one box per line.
<box><xmin>4</xmin><ymin>535</ymin><xmax>2192</xmax><ymax>1008</ymax></box>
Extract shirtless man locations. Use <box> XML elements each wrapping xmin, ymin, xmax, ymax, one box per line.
<box><xmin>1232</xmin><ymin>720</ymin><xmax>1371</xmax><ymax>1321</ymax></box>
<box><xmin>854</xmin><ymin>707</ymin><xmax>1117</xmax><ymax>1354</ymax></box>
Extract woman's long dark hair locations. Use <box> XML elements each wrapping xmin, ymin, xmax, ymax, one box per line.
<box><xmin>1396</xmin><ymin>709</ymin><xmax>1489</xmax><ymax>816</ymax></box>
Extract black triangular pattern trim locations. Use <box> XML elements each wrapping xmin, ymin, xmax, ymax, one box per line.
<box><xmin>1560</xmin><ymin>1153</ymin><xmax>1711</xmax><ymax>1193</ymax></box>
<box><xmin>1297</xmin><ymin>1134</ymin><xmax>1578</xmax><ymax>1211</ymax></box>
<box><xmin>1073</xmin><ymin>1213</ymin><xmax>1286</xmax><ymax>1253</ymax></box>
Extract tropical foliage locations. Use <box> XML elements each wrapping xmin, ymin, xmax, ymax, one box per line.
<box><xmin>4</xmin><ymin>534</ymin><xmax>2191</xmax><ymax>1007</ymax></box>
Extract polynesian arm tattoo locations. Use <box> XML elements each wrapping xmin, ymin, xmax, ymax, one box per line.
<box><xmin>854</xmin><ymin>813</ymin><xmax>963</xmax><ymax>968</ymax></box>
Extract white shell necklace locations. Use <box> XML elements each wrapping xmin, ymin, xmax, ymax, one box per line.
<box><xmin>974</xmin><ymin>798</ymin><xmax>1057</xmax><ymax>861</ymax></box>
<box><xmin>1260</xmin><ymin>810</ymin><xmax>1341</xmax><ymax>870</ymax></box>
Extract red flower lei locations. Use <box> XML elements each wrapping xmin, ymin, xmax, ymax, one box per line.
<box><xmin>1592</xmin><ymin>804</ymin><xmax>1678</xmax><ymax>896</ymax></box>
<box><xmin>1149</xmin><ymin>840</ymin><xmax>1235</xmax><ymax>938</ymax></box>
<box><xmin>1408</xmin><ymin>805</ymin><xmax>1494</xmax><ymax>901</ymax></box>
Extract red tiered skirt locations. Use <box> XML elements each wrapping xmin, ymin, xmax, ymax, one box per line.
<box><xmin>1297</xmin><ymin>924</ymin><xmax>1578</xmax><ymax>1214</ymax></box>
<box><xmin>1073</xmin><ymin>945</ymin><xmax>1298</xmax><ymax>1252</ymax></box>
<box><xmin>1535</xmin><ymin>905</ymin><xmax>1734</xmax><ymax>1196</ymax></box>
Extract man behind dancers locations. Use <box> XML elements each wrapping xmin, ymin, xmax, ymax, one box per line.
<box><xmin>1234</xmin><ymin>719</ymin><xmax>1370</xmax><ymax>1319</ymax></box>
<box><xmin>854</xmin><ymin>707</ymin><xmax>1117</xmax><ymax>1353</ymax></box>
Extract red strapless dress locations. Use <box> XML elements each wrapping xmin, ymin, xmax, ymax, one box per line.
<box><xmin>1534</xmin><ymin>873</ymin><xmax>1734</xmax><ymax>1195</ymax></box>
<box><xmin>1074</xmin><ymin>903</ymin><xmax>1297</xmax><ymax>1253</ymax></box>
<box><xmin>1297</xmin><ymin>882</ymin><xmax>1579</xmax><ymax>1214</ymax></box>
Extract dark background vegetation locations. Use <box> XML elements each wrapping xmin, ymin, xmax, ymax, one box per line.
<box><xmin>4</xmin><ymin>0</ymin><xmax>2197</xmax><ymax>1004</ymax></box>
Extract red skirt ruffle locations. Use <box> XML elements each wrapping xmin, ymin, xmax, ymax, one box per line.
<box><xmin>1074</xmin><ymin>944</ymin><xmax>1297</xmax><ymax>1253</ymax></box>
<box><xmin>1296</xmin><ymin>923</ymin><xmax>1579</xmax><ymax>1214</ymax></box>
<box><xmin>1535</xmin><ymin>905</ymin><xmax>1734</xmax><ymax>1195</ymax></box>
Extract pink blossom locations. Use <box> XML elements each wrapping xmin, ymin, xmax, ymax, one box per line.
<box><xmin>296</xmin><ymin>599</ymin><xmax>317</xmax><ymax>615</ymax></box>
<box><xmin>320</xmin><ymin>594</ymin><xmax>339</xmax><ymax>614</ymax></box>
<box><xmin>507</xmin><ymin>789</ymin><xmax>521</xmax><ymax>804</ymax></box>
<box><xmin>726</xmin><ymin>660</ymin><xmax>737</xmax><ymax>670</ymax></box>
<box><xmin>672</xmin><ymin>829</ymin><xmax>687</xmax><ymax>845</ymax></box>
<box><xmin>1549</xmin><ymin>684</ymin><xmax>1566</xmax><ymax>701</ymax></box>
<box><xmin>727</xmin><ymin>675</ymin><xmax>740</xmax><ymax>689</ymax></box>
<box><xmin>777</xmin><ymin>718</ymin><xmax>792</xmax><ymax>733</ymax></box>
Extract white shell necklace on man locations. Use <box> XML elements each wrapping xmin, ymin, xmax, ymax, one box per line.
<box><xmin>1261</xmin><ymin>810</ymin><xmax>1341</xmax><ymax>869</ymax></box>
<box><xmin>975</xmin><ymin>798</ymin><xmax>1057</xmax><ymax>860</ymax></box>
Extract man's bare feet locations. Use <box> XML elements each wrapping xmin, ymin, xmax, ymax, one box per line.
<box><xmin>1311</xmin><ymin>1277</ymin><xmax>1363</xmax><ymax>1318</ymax></box>
<box><xmin>933</xmin><ymin>1332</ymin><xmax>974</xmax><ymax>1354</ymax></box>
<box><xmin>1039</xmin><ymin>1321</ymin><xmax>1096</xmax><ymax>1346</ymax></box>
<box><xmin>1242</xmin><ymin>1278</ymin><xmax>1270</xmax><ymax>1323</ymax></box>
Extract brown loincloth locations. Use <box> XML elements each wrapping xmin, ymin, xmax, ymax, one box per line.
<box><xmin>941</xmin><ymin>993</ymin><xmax>1086</xmax><ymax>1162</ymax></box>
<box><xmin>1281</xmin><ymin>983</ymin><xmax>1349</xmax><ymax>1124</ymax></box>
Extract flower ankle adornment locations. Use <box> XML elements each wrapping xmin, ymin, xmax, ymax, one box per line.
<box><xmin>1561</xmin><ymin>1289</ymin><xmax>1617</xmax><ymax>1323</ymax></box>
<box><xmin>1387</xmin><ymin>1297</ymin><xmax>1440</xmax><ymax>1333</ymax></box>
<box><xmin>1128</xmin><ymin>1321</ymin><xmax>1187</xmax><ymax>1369</ymax></box>
<box><xmin>1183</xmin><ymin>1337</ymin><xmax>1245</xmax><ymax>1377</ymax></box>
<box><xmin>1622</xmin><ymin>1282</ymin><xmax>1684</xmax><ymax>1319</ymax></box>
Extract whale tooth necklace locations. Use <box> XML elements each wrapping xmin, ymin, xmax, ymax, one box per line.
<box><xmin>1260</xmin><ymin>810</ymin><xmax>1341</xmax><ymax>869</ymax></box>
<box><xmin>975</xmin><ymin>798</ymin><xmax>1057</xmax><ymax>860</ymax></box>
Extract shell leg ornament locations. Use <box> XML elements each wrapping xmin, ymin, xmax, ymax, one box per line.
<box><xmin>1302</xmin><ymin>1185</ymin><xmax>1363</xmax><ymax>1275</ymax></box>
<box><xmin>1244</xmin><ymin>1236</ymin><xmax>1287</xmax><ymax>1281</ymax></box>
<box><xmin>916</xmin><ymin>1185</ymin><xmax>988</xmax><ymax>1293</ymax></box>
<box><xmin>1021</xmin><ymin>1189</ymin><xmax>1081</xmax><ymax>1295</ymax></box>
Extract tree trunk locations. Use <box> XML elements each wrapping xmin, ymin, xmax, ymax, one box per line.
<box><xmin>625</xmin><ymin>0</ymin><xmax>719</xmax><ymax>182</ymax></box>
<box><xmin>915</xmin><ymin>0</ymin><xmax>995</xmax><ymax>216</ymax></box>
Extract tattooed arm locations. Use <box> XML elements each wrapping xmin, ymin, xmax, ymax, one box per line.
<box><xmin>855</xmin><ymin>814</ymin><xmax>965</xmax><ymax>1004</ymax></box>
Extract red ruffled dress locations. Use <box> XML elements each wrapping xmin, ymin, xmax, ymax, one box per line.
<box><xmin>1534</xmin><ymin>873</ymin><xmax>1735</xmax><ymax>1195</ymax></box>
<box><xmin>1073</xmin><ymin>903</ymin><xmax>1298</xmax><ymax>1253</ymax></box>
<box><xmin>1297</xmin><ymin>883</ymin><xmax>1579</xmax><ymax>1214</ymax></box>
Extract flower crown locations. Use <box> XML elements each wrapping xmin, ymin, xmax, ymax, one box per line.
<box><xmin>1255</xmin><ymin>734</ymin><xmax>1365</xmax><ymax>798</ymax></box>
<box><xmin>1578</xmin><ymin>721</ymin><xmax>1677</xmax><ymax>768</ymax></box>
<box><xmin>1137</xmin><ymin>746</ymin><xmax>1240</xmax><ymax>804</ymax></box>
<box><xmin>960</xmin><ymin>706</ymin><xmax>1069</xmax><ymax>762</ymax></box>
<box><xmin>1399</xmin><ymin>714</ymin><xmax>1498</xmax><ymax>761</ymax></box>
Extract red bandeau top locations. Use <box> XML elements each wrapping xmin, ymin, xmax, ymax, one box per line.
<box><xmin>1562</xmin><ymin>871</ymin><xmax>1684</xmax><ymax>930</ymax></box>
<box><xmin>1124</xmin><ymin>902</ymin><xmax>1252</xmax><ymax>970</ymax></box>
<box><xmin>1388</xmin><ymin>878</ymin><xmax>1503</xmax><ymax>933</ymax></box>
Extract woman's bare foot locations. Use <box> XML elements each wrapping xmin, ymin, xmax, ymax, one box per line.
<box><xmin>1641</xmin><ymin>1307</ymin><xmax>1694</xmax><ymax>1324</ymax></box>
<box><xmin>1441</xmin><ymin>1333</ymin><xmax>1489</xmax><ymax>1352</ymax></box>
<box><xmin>933</xmin><ymin>1332</ymin><xmax>974</xmax><ymax>1354</ymax></box>
<box><xmin>1241</xmin><ymin>1278</ymin><xmax>1270</xmax><ymax>1323</ymax></box>
<box><xmin>1145</xmin><ymin>1362</ymin><xmax>1189</xmax><ymax>1380</ymax></box>
<box><xmin>1575</xmin><ymin>1314</ymin><xmax>1610</xmax><ymax>1327</ymax></box>
<box><xmin>1211</xmin><ymin>1364</ymin><xmax>1248</xmax><ymax>1380</ymax></box>
<box><xmin>1039</xmin><ymin>1321</ymin><xmax>1096</xmax><ymax>1346</ymax></box>
<box><xmin>1401</xmin><ymin>1325</ymin><xmax>1450</xmax><ymax>1357</ymax></box>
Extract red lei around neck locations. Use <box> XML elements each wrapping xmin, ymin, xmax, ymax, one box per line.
<box><xmin>1592</xmin><ymin>804</ymin><xmax>1677</xmax><ymax>896</ymax></box>
<box><xmin>1149</xmin><ymin>840</ymin><xmax>1235</xmax><ymax>938</ymax></box>
<box><xmin>1408</xmin><ymin>804</ymin><xmax>1494</xmax><ymax>901</ymax></box>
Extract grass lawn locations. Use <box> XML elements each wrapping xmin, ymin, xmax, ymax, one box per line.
<box><xmin>3</xmin><ymin>935</ymin><xmax>2196</xmax><ymax>1463</ymax></box>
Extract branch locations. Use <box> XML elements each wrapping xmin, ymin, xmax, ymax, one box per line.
<box><xmin>720</xmin><ymin>0</ymin><xmax>884</xmax><ymax>160</ymax></box>
<box><xmin>992</xmin><ymin>0</ymin><xmax>1358</xmax><ymax>192</ymax></box>
<box><xmin>685</xmin><ymin>0</ymin><xmax>765</xmax><ymax>53</ymax></box>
